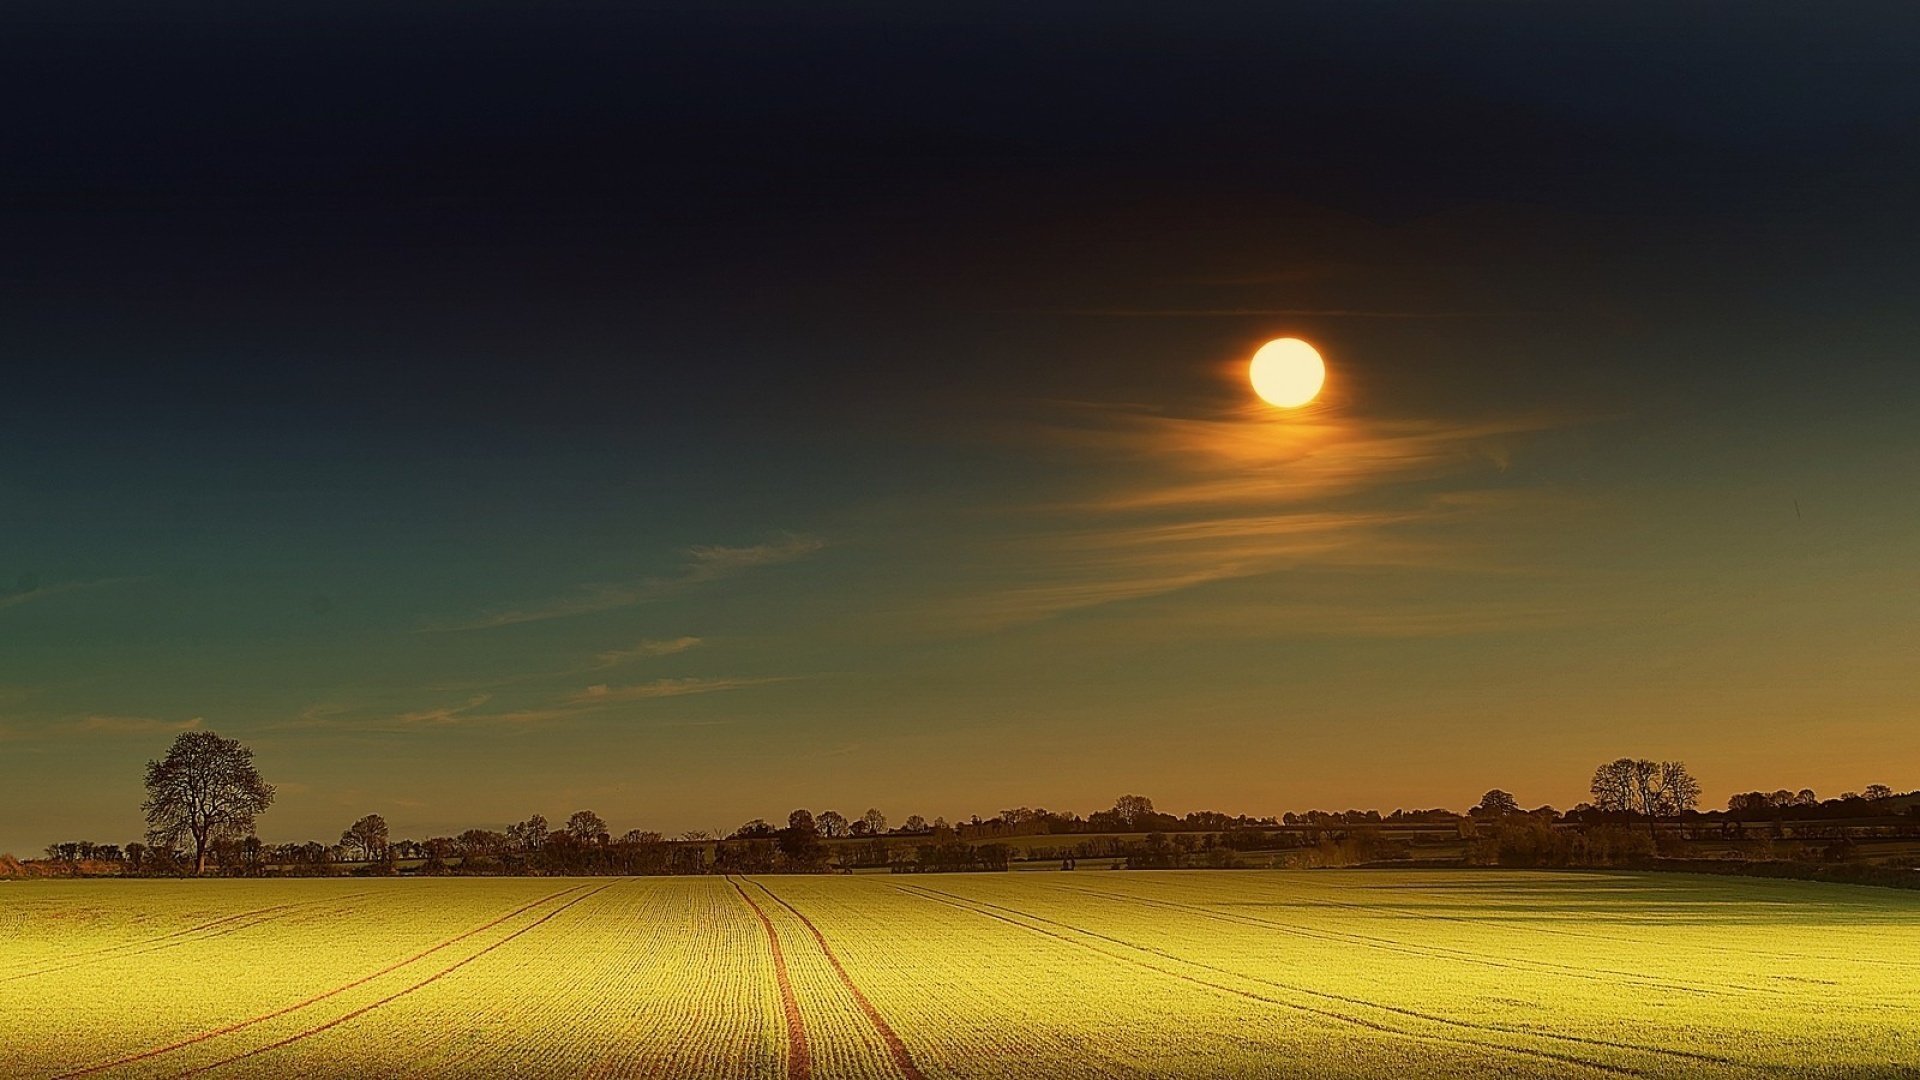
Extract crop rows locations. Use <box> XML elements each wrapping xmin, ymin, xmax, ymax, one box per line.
<box><xmin>4</xmin><ymin>871</ymin><xmax>1917</xmax><ymax>1078</ymax></box>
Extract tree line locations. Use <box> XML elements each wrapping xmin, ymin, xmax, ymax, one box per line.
<box><xmin>21</xmin><ymin>732</ymin><xmax>1917</xmax><ymax>877</ymax></box>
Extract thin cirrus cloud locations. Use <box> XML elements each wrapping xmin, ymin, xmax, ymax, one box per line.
<box><xmin>593</xmin><ymin>637</ymin><xmax>703</xmax><ymax>668</ymax></box>
<box><xmin>419</xmin><ymin>534</ymin><xmax>822</xmax><ymax>633</ymax></box>
<box><xmin>0</xmin><ymin>577</ymin><xmax>136</xmax><ymax>612</ymax></box>
<box><xmin>282</xmin><ymin>676</ymin><xmax>793</xmax><ymax>733</ymax></box>
<box><xmin>417</xmin><ymin>637</ymin><xmax>707</xmax><ymax>694</ymax></box>
<box><xmin>390</xmin><ymin>695</ymin><xmax>493</xmax><ymax>727</ymax></box>
<box><xmin>568</xmin><ymin>677</ymin><xmax>793</xmax><ymax>705</ymax></box>
<box><xmin>955</xmin><ymin>402</ymin><xmax>1582</xmax><ymax>628</ymax></box>
<box><xmin>72</xmin><ymin>715</ymin><xmax>205</xmax><ymax>735</ymax></box>
<box><xmin>1041</xmin><ymin>406</ymin><xmax>1563</xmax><ymax>510</ymax></box>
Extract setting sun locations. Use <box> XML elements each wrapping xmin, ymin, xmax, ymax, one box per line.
<box><xmin>1249</xmin><ymin>337</ymin><xmax>1326</xmax><ymax>408</ymax></box>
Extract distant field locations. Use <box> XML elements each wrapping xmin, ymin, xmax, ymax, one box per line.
<box><xmin>4</xmin><ymin>871</ymin><xmax>1916</xmax><ymax>1078</ymax></box>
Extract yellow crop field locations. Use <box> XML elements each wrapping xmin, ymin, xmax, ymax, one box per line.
<box><xmin>3</xmin><ymin>870</ymin><xmax>1916</xmax><ymax>1078</ymax></box>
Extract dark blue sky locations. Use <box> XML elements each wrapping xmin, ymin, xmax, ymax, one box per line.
<box><xmin>4</xmin><ymin>3</ymin><xmax>1917</xmax><ymax>851</ymax></box>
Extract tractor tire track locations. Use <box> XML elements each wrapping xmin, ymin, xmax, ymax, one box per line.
<box><xmin>727</xmin><ymin>877</ymin><xmax>812</xmax><ymax>1080</ymax></box>
<box><xmin>1044</xmin><ymin>880</ymin><xmax>1738</xmax><ymax>1066</ymax></box>
<box><xmin>51</xmin><ymin>883</ymin><xmax>595</xmax><ymax>1079</ymax></box>
<box><xmin>750</xmin><ymin>881</ymin><xmax>926</xmax><ymax>1080</ymax></box>
<box><xmin>893</xmin><ymin>882</ymin><xmax>1648</xmax><ymax>1078</ymax></box>
<box><xmin>170</xmin><ymin>880</ymin><xmax>626</xmax><ymax>1078</ymax></box>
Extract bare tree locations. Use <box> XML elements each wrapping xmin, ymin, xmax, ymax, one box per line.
<box><xmin>1592</xmin><ymin>758</ymin><xmax>1698</xmax><ymax>838</ymax></box>
<box><xmin>1652</xmin><ymin>761</ymin><xmax>1701</xmax><ymax>822</ymax></box>
<box><xmin>817</xmin><ymin>810</ymin><xmax>849</xmax><ymax>838</ymax></box>
<box><xmin>1589</xmin><ymin>759</ymin><xmax>1650</xmax><ymax>814</ymax></box>
<box><xmin>861</xmin><ymin>808</ymin><xmax>887</xmax><ymax>835</ymax></box>
<box><xmin>508</xmin><ymin>814</ymin><xmax>549</xmax><ymax>852</ymax></box>
<box><xmin>142</xmin><ymin>731</ymin><xmax>275</xmax><ymax>875</ymax></box>
<box><xmin>1864</xmin><ymin>784</ymin><xmax>1895</xmax><ymax>803</ymax></box>
<box><xmin>341</xmin><ymin>814</ymin><xmax>389</xmax><ymax>862</ymax></box>
<box><xmin>902</xmin><ymin>814</ymin><xmax>928</xmax><ymax>833</ymax></box>
<box><xmin>1113</xmin><ymin>794</ymin><xmax>1155</xmax><ymax>828</ymax></box>
<box><xmin>566</xmin><ymin>810</ymin><xmax>608</xmax><ymax>845</ymax></box>
<box><xmin>457</xmin><ymin>829</ymin><xmax>508</xmax><ymax>857</ymax></box>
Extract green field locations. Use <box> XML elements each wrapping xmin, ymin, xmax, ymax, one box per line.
<box><xmin>3</xmin><ymin>870</ymin><xmax>1916</xmax><ymax>1078</ymax></box>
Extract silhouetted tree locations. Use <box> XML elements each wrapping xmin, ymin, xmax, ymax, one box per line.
<box><xmin>1113</xmin><ymin>795</ymin><xmax>1155</xmax><ymax>828</ymax></box>
<box><xmin>817</xmin><ymin>810</ymin><xmax>849</xmax><ymax>838</ymax></box>
<box><xmin>1864</xmin><ymin>784</ymin><xmax>1895</xmax><ymax>803</ymax></box>
<box><xmin>1591</xmin><ymin>757</ymin><xmax>1697</xmax><ymax>838</ymax></box>
<box><xmin>1589</xmin><ymin>759</ymin><xmax>1649</xmax><ymax>815</ymax></box>
<box><xmin>731</xmin><ymin>819</ymin><xmax>776</xmax><ymax>839</ymax></box>
<box><xmin>777</xmin><ymin>808</ymin><xmax>822</xmax><ymax>866</ymax></box>
<box><xmin>142</xmin><ymin>731</ymin><xmax>275</xmax><ymax>875</ymax></box>
<box><xmin>862</xmin><ymin>808</ymin><xmax>887</xmax><ymax>835</ymax></box>
<box><xmin>1473</xmin><ymin>789</ymin><xmax>1519</xmax><ymax>817</ymax></box>
<box><xmin>508</xmin><ymin>815</ymin><xmax>549</xmax><ymax>852</ymax></box>
<box><xmin>902</xmin><ymin>814</ymin><xmax>928</xmax><ymax>833</ymax></box>
<box><xmin>1654</xmin><ymin>762</ymin><xmax>1701</xmax><ymax>824</ymax></box>
<box><xmin>566</xmin><ymin>810</ymin><xmax>608</xmax><ymax>845</ymax></box>
<box><xmin>341</xmin><ymin>814</ymin><xmax>389</xmax><ymax>862</ymax></box>
<box><xmin>458</xmin><ymin>829</ymin><xmax>509</xmax><ymax>858</ymax></box>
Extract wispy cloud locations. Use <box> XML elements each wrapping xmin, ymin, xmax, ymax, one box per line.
<box><xmin>0</xmin><ymin>577</ymin><xmax>135</xmax><ymax>612</ymax></box>
<box><xmin>1039</xmin><ymin>406</ymin><xmax>1561</xmax><ymax>510</ymax></box>
<box><xmin>568</xmin><ymin>676</ymin><xmax>791</xmax><ymax>705</ymax></box>
<box><xmin>73</xmin><ymin>715</ymin><xmax>204</xmax><ymax>735</ymax></box>
<box><xmin>416</xmin><ymin>636</ymin><xmax>710</xmax><ymax>694</ymax></box>
<box><xmin>956</xmin><ymin>403</ymin><xmax>1583</xmax><ymax>628</ymax></box>
<box><xmin>273</xmin><ymin>697</ymin><xmax>527</xmax><ymax>732</ymax></box>
<box><xmin>685</xmin><ymin>536</ymin><xmax>824</xmax><ymax>579</ymax></box>
<box><xmin>276</xmin><ymin>674</ymin><xmax>797</xmax><ymax>733</ymax></box>
<box><xmin>593</xmin><ymin>637</ymin><xmax>703</xmax><ymax>667</ymax></box>
<box><xmin>420</xmin><ymin>534</ymin><xmax>822</xmax><ymax>632</ymax></box>
<box><xmin>390</xmin><ymin>695</ymin><xmax>493</xmax><ymax>727</ymax></box>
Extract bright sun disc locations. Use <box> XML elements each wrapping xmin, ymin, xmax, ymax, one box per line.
<box><xmin>1249</xmin><ymin>338</ymin><xmax>1326</xmax><ymax>408</ymax></box>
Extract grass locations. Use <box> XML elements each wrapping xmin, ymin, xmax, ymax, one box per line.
<box><xmin>3</xmin><ymin>870</ymin><xmax>1916</xmax><ymax>1077</ymax></box>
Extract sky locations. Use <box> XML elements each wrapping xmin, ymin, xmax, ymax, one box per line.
<box><xmin>4</xmin><ymin>3</ymin><xmax>1918</xmax><ymax>853</ymax></box>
